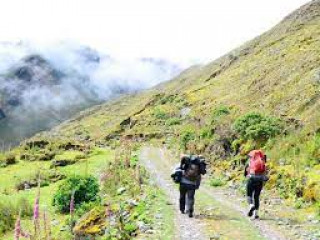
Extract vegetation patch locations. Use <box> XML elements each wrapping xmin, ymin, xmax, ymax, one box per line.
<box><xmin>53</xmin><ymin>175</ymin><xmax>100</xmax><ymax>213</ymax></box>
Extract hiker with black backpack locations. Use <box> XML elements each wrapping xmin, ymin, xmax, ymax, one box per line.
<box><xmin>171</xmin><ymin>154</ymin><xmax>207</xmax><ymax>218</ymax></box>
<box><xmin>244</xmin><ymin>150</ymin><xmax>269</xmax><ymax>219</ymax></box>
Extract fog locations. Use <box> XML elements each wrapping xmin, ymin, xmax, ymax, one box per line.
<box><xmin>0</xmin><ymin>41</ymin><xmax>183</xmax><ymax>147</ymax></box>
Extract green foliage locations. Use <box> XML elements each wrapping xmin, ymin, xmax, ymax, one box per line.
<box><xmin>200</xmin><ymin>126</ymin><xmax>213</xmax><ymax>139</ymax></box>
<box><xmin>52</xmin><ymin>175</ymin><xmax>100</xmax><ymax>213</ymax></box>
<box><xmin>165</xmin><ymin>117</ymin><xmax>181</xmax><ymax>126</ymax></box>
<box><xmin>101</xmin><ymin>161</ymin><xmax>147</xmax><ymax>197</ymax></box>
<box><xmin>76</xmin><ymin>200</ymin><xmax>101</xmax><ymax>217</ymax></box>
<box><xmin>294</xmin><ymin>198</ymin><xmax>305</xmax><ymax>209</ymax></box>
<box><xmin>0</xmin><ymin>196</ymin><xmax>33</xmax><ymax>234</ymax></box>
<box><xmin>180</xmin><ymin>127</ymin><xmax>196</xmax><ymax>150</ymax></box>
<box><xmin>153</xmin><ymin>107</ymin><xmax>168</xmax><ymax>120</ymax></box>
<box><xmin>129</xmin><ymin>154</ymin><xmax>139</xmax><ymax>167</ymax></box>
<box><xmin>210</xmin><ymin>178</ymin><xmax>226</xmax><ymax>187</ymax></box>
<box><xmin>305</xmin><ymin>134</ymin><xmax>320</xmax><ymax>166</ymax></box>
<box><xmin>233</xmin><ymin>112</ymin><xmax>283</xmax><ymax>142</ymax></box>
<box><xmin>0</xmin><ymin>153</ymin><xmax>17</xmax><ymax>167</ymax></box>
<box><xmin>275</xmin><ymin>170</ymin><xmax>304</xmax><ymax>200</ymax></box>
<box><xmin>211</xmin><ymin>105</ymin><xmax>230</xmax><ymax>119</ymax></box>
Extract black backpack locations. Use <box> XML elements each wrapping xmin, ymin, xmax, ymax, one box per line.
<box><xmin>171</xmin><ymin>168</ymin><xmax>183</xmax><ymax>184</ymax></box>
<box><xmin>181</xmin><ymin>155</ymin><xmax>207</xmax><ymax>177</ymax></box>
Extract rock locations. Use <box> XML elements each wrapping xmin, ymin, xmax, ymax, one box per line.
<box><xmin>51</xmin><ymin>220</ymin><xmax>60</xmax><ymax>226</ymax></box>
<box><xmin>50</xmin><ymin>159</ymin><xmax>76</xmax><ymax>168</ymax></box>
<box><xmin>313</xmin><ymin>70</ymin><xmax>320</xmax><ymax>84</ymax></box>
<box><xmin>180</xmin><ymin>107</ymin><xmax>191</xmax><ymax>117</ymax></box>
<box><xmin>117</xmin><ymin>187</ymin><xmax>126</xmax><ymax>195</ymax></box>
<box><xmin>60</xmin><ymin>225</ymin><xmax>68</xmax><ymax>231</ymax></box>
<box><xmin>145</xmin><ymin>229</ymin><xmax>155</xmax><ymax>234</ymax></box>
<box><xmin>279</xmin><ymin>158</ymin><xmax>287</xmax><ymax>166</ymax></box>
<box><xmin>73</xmin><ymin>207</ymin><xmax>106</xmax><ymax>236</ymax></box>
<box><xmin>137</xmin><ymin>221</ymin><xmax>152</xmax><ymax>233</ymax></box>
<box><xmin>127</xmin><ymin>199</ymin><xmax>138</xmax><ymax>206</ymax></box>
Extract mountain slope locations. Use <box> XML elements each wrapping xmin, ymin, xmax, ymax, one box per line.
<box><xmin>47</xmin><ymin>0</ymin><xmax>320</xmax><ymax>141</ymax></box>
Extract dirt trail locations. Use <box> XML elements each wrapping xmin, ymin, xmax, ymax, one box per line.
<box><xmin>140</xmin><ymin>147</ymin><xmax>208</xmax><ymax>240</ymax></box>
<box><xmin>140</xmin><ymin>146</ymin><xmax>290</xmax><ymax>240</ymax></box>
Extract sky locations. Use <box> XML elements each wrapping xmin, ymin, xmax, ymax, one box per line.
<box><xmin>0</xmin><ymin>0</ymin><xmax>311</xmax><ymax>66</ymax></box>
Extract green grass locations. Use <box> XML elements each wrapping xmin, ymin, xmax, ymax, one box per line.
<box><xmin>0</xmin><ymin>147</ymin><xmax>112</xmax><ymax>239</ymax></box>
<box><xmin>210</xmin><ymin>178</ymin><xmax>227</xmax><ymax>187</ymax></box>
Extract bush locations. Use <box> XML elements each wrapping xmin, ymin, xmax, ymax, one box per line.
<box><xmin>200</xmin><ymin>127</ymin><xmax>214</xmax><ymax>139</ymax></box>
<box><xmin>153</xmin><ymin>107</ymin><xmax>168</xmax><ymax>120</ymax></box>
<box><xmin>180</xmin><ymin>127</ymin><xmax>196</xmax><ymax>150</ymax></box>
<box><xmin>53</xmin><ymin>175</ymin><xmax>100</xmax><ymax>213</ymax></box>
<box><xmin>211</xmin><ymin>105</ymin><xmax>230</xmax><ymax>119</ymax></box>
<box><xmin>0</xmin><ymin>153</ymin><xmax>17</xmax><ymax>167</ymax></box>
<box><xmin>305</xmin><ymin>134</ymin><xmax>320</xmax><ymax>166</ymax></box>
<box><xmin>166</xmin><ymin>117</ymin><xmax>181</xmax><ymax>126</ymax></box>
<box><xmin>233</xmin><ymin>112</ymin><xmax>283</xmax><ymax>142</ymax></box>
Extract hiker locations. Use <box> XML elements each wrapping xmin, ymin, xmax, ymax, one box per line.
<box><xmin>172</xmin><ymin>154</ymin><xmax>206</xmax><ymax>218</ymax></box>
<box><xmin>244</xmin><ymin>150</ymin><xmax>268</xmax><ymax>219</ymax></box>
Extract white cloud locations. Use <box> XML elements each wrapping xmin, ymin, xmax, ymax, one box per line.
<box><xmin>0</xmin><ymin>0</ymin><xmax>311</xmax><ymax>66</ymax></box>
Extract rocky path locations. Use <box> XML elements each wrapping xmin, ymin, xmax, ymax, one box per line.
<box><xmin>140</xmin><ymin>146</ymin><xmax>296</xmax><ymax>240</ymax></box>
<box><xmin>140</xmin><ymin>147</ymin><xmax>208</xmax><ymax>240</ymax></box>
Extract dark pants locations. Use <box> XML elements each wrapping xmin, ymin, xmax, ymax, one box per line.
<box><xmin>179</xmin><ymin>184</ymin><xmax>196</xmax><ymax>213</ymax></box>
<box><xmin>246</xmin><ymin>178</ymin><xmax>263</xmax><ymax>210</ymax></box>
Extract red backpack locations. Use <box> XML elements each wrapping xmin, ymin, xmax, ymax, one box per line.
<box><xmin>248</xmin><ymin>150</ymin><xmax>266</xmax><ymax>175</ymax></box>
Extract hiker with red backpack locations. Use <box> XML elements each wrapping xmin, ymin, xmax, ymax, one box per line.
<box><xmin>171</xmin><ymin>154</ymin><xmax>207</xmax><ymax>218</ymax></box>
<box><xmin>244</xmin><ymin>150</ymin><xmax>269</xmax><ymax>219</ymax></box>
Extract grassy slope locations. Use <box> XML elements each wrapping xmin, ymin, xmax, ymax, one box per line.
<box><xmin>28</xmin><ymin>0</ymin><xmax>319</xmax><ymax>209</ymax></box>
<box><xmin>46</xmin><ymin>0</ymin><xmax>320</xmax><ymax>140</ymax></box>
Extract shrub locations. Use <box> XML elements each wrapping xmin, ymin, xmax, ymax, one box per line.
<box><xmin>305</xmin><ymin>134</ymin><xmax>320</xmax><ymax>166</ymax></box>
<box><xmin>303</xmin><ymin>182</ymin><xmax>318</xmax><ymax>203</ymax></box>
<box><xmin>233</xmin><ymin>112</ymin><xmax>283</xmax><ymax>142</ymax></box>
<box><xmin>53</xmin><ymin>175</ymin><xmax>100</xmax><ymax>213</ymax></box>
<box><xmin>0</xmin><ymin>153</ymin><xmax>17</xmax><ymax>167</ymax></box>
<box><xmin>180</xmin><ymin>127</ymin><xmax>196</xmax><ymax>150</ymax></box>
<box><xmin>211</xmin><ymin>105</ymin><xmax>230</xmax><ymax>119</ymax></box>
<box><xmin>153</xmin><ymin>107</ymin><xmax>168</xmax><ymax>120</ymax></box>
<box><xmin>200</xmin><ymin>127</ymin><xmax>214</xmax><ymax>139</ymax></box>
<box><xmin>165</xmin><ymin>117</ymin><xmax>181</xmax><ymax>126</ymax></box>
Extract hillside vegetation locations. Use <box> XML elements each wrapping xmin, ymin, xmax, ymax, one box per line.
<box><xmin>39</xmin><ymin>0</ymin><xmax>320</xmax><ymax>206</ymax></box>
<box><xmin>1</xmin><ymin>0</ymin><xmax>320</xmax><ymax>239</ymax></box>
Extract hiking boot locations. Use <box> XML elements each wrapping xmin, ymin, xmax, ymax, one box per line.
<box><xmin>247</xmin><ymin>204</ymin><xmax>255</xmax><ymax>217</ymax></box>
<box><xmin>188</xmin><ymin>212</ymin><xmax>194</xmax><ymax>218</ymax></box>
<box><xmin>180</xmin><ymin>210</ymin><xmax>185</xmax><ymax>214</ymax></box>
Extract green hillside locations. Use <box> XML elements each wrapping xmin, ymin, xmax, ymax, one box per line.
<box><xmin>36</xmin><ymin>0</ymin><xmax>320</xmax><ymax>209</ymax></box>
<box><xmin>1</xmin><ymin>1</ymin><xmax>320</xmax><ymax>239</ymax></box>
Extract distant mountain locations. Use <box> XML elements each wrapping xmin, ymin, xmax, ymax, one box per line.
<box><xmin>0</xmin><ymin>44</ymin><xmax>182</xmax><ymax>147</ymax></box>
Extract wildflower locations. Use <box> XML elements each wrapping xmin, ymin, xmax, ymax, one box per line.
<box><xmin>70</xmin><ymin>190</ymin><xmax>75</xmax><ymax>216</ymax></box>
<box><xmin>14</xmin><ymin>214</ymin><xmax>21</xmax><ymax>240</ymax></box>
